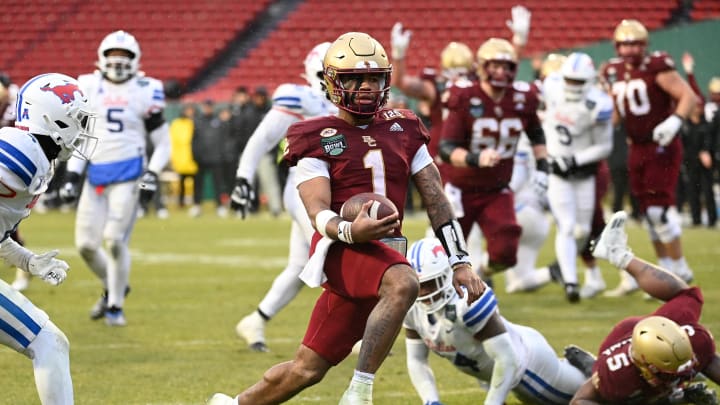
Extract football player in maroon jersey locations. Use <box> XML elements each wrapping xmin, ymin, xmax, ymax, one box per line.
<box><xmin>571</xmin><ymin>211</ymin><xmax>720</xmax><ymax>404</ymax></box>
<box><xmin>600</xmin><ymin>20</ymin><xmax>698</xmax><ymax>296</ymax></box>
<box><xmin>438</xmin><ymin>37</ymin><xmax>550</xmax><ymax>283</ymax></box>
<box><xmin>208</xmin><ymin>32</ymin><xmax>483</xmax><ymax>405</ymax></box>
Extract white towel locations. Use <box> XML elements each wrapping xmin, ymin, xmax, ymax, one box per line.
<box><xmin>299</xmin><ymin>236</ymin><xmax>335</xmax><ymax>287</ymax></box>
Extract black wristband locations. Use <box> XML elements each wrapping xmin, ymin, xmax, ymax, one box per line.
<box><xmin>536</xmin><ymin>158</ymin><xmax>549</xmax><ymax>173</ymax></box>
<box><xmin>465</xmin><ymin>152</ymin><xmax>480</xmax><ymax>167</ymax></box>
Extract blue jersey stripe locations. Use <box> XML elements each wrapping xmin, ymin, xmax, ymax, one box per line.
<box><xmin>0</xmin><ymin>293</ymin><xmax>41</xmax><ymax>347</ymax></box>
<box><xmin>0</xmin><ymin>317</ymin><xmax>31</xmax><ymax>347</ymax></box>
<box><xmin>463</xmin><ymin>289</ymin><xmax>498</xmax><ymax>327</ymax></box>
<box><xmin>0</xmin><ymin>139</ymin><xmax>37</xmax><ymax>175</ymax></box>
<box><xmin>274</xmin><ymin>96</ymin><xmax>302</xmax><ymax>110</ymax></box>
<box><xmin>0</xmin><ymin>149</ymin><xmax>34</xmax><ymax>186</ymax></box>
<box><xmin>519</xmin><ymin>379</ymin><xmax>561</xmax><ymax>404</ymax></box>
<box><xmin>524</xmin><ymin>368</ymin><xmax>573</xmax><ymax>400</ymax></box>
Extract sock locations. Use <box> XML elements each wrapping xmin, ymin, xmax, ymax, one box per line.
<box><xmin>257</xmin><ymin>309</ymin><xmax>270</xmax><ymax>321</ymax></box>
<box><xmin>352</xmin><ymin>370</ymin><xmax>375</xmax><ymax>385</ymax></box>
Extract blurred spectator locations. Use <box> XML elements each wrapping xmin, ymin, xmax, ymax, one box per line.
<box><xmin>163</xmin><ymin>78</ymin><xmax>185</xmax><ymax>123</ymax></box>
<box><xmin>228</xmin><ymin>86</ymin><xmax>252</xmax><ymax>195</ymax></box>
<box><xmin>607</xmin><ymin>123</ymin><xmax>640</xmax><ymax>218</ymax></box>
<box><xmin>191</xmin><ymin>99</ymin><xmax>230</xmax><ymax>217</ymax></box>
<box><xmin>170</xmin><ymin>104</ymin><xmax>198</xmax><ymax>208</ymax></box>
<box><xmin>677</xmin><ymin>53</ymin><xmax>716</xmax><ymax>227</ymax></box>
<box><xmin>0</xmin><ymin>71</ymin><xmax>18</xmax><ymax>127</ymax></box>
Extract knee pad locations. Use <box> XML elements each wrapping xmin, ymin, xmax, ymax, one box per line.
<box><xmin>645</xmin><ymin>206</ymin><xmax>681</xmax><ymax>243</ymax></box>
<box><xmin>108</xmin><ymin>240</ymin><xmax>124</xmax><ymax>259</ymax></box>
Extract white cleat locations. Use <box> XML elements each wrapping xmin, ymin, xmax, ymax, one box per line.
<box><xmin>235</xmin><ymin>311</ymin><xmax>268</xmax><ymax>352</ymax></box>
<box><xmin>580</xmin><ymin>279</ymin><xmax>606</xmax><ymax>299</ymax></box>
<box><xmin>592</xmin><ymin>211</ymin><xmax>631</xmax><ymax>267</ymax></box>
<box><xmin>339</xmin><ymin>382</ymin><xmax>373</xmax><ymax>405</ymax></box>
<box><xmin>11</xmin><ymin>269</ymin><xmax>31</xmax><ymax>292</ymax></box>
<box><xmin>673</xmin><ymin>266</ymin><xmax>694</xmax><ymax>284</ymax></box>
<box><xmin>206</xmin><ymin>393</ymin><xmax>235</xmax><ymax>405</ymax></box>
<box><xmin>105</xmin><ymin>307</ymin><xmax>127</xmax><ymax>327</ymax></box>
<box><xmin>603</xmin><ymin>272</ymin><xmax>639</xmax><ymax>297</ymax></box>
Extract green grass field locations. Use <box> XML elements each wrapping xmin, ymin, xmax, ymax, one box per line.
<box><xmin>1</xmin><ymin>206</ymin><xmax>719</xmax><ymax>404</ymax></box>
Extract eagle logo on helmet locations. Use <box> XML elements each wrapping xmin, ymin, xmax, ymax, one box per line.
<box><xmin>40</xmin><ymin>83</ymin><xmax>83</xmax><ymax>104</ymax></box>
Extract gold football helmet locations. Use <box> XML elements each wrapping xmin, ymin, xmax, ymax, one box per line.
<box><xmin>323</xmin><ymin>32</ymin><xmax>392</xmax><ymax>116</ymax></box>
<box><xmin>709</xmin><ymin>77</ymin><xmax>720</xmax><ymax>94</ymax></box>
<box><xmin>540</xmin><ymin>53</ymin><xmax>567</xmax><ymax>79</ymax></box>
<box><xmin>614</xmin><ymin>19</ymin><xmax>648</xmax><ymax>65</ymax></box>
<box><xmin>630</xmin><ymin>316</ymin><xmax>697</xmax><ymax>387</ymax></box>
<box><xmin>440</xmin><ymin>42</ymin><xmax>474</xmax><ymax>77</ymax></box>
<box><xmin>477</xmin><ymin>38</ymin><xmax>517</xmax><ymax>89</ymax></box>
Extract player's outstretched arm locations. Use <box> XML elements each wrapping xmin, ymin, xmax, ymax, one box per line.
<box><xmin>405</xmin><ymin>328</ymin><xmax>443</xmax><ymax>404</ymax></box>
<box><xmin>570</xmin><ymin>378</ymin><xmax>602</xmax><ymax>404</ymax></box>
<box><xmin>412</xmin><ymin>163</ymin><xmax>482</xmax><ymax>303</ymax></box>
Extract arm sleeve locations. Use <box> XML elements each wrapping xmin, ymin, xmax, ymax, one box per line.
<box><xmin>147</xmin><ymin>122</ymin><xmax>171</xmax><ymax>174</ymax></box>
<box><xmin>295</xmin><ymin>157</ymin><xmax>330</xmax><ymax>186</ymax></box>
<box><xmin>0</xmin><ymin>237</ymin><xmax>33</xmax><ymax>271</ymax></box>
<box><xmin>236</xmin><ymin>108</ymin><xmax>301</xmax><ymax>180</ymax></box>
<box><xmin>575</xmin><ymin>120</ymin><xmax>613</xmax><ymax>166</ymax></box>
<box><xmin>405</xmin><ymin>337</ymin><xmax>441</xmax><ymax>403</ymax></box>
<box><xmin>482</xmin><ymin>332</ymin><xmax>521</xmax><ymax>405</ymax></box>
<box><xmin>411</xmin><ymin>144</ymin><xmax>434</xmax><ymax>175</ymax></box>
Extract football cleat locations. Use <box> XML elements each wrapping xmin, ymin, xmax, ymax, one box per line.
<box><xmin>206</xmin><ymin>393</ymin><xmax>235</xmax><ymax>405</ymax></box>
<box><xmin>235</xmin><ymin>311</ymin><xmax>268</xmax><ymax>352</ymax></box>
<box><xmin>565</xmin><ymin>283</ymin><xmax>580</xmax><ymax>303</ymax></box>
<box><xmin>564</xmin><ymin>345</ymin><xmax>596</xmax><ymax>378</ymax></box>
<box><xmin>105</xmin><ymin>306</ymin><xmax>127</xmax><ymax>327</ymax></box>
<box><xmin>579</xmin><ymin>269</ymin><xmax>606</xmax><ymax>299</ymax></box>
<box><xmin>339</xmin><ymin>382</ymin><xmax>373</xmax><ymax>405</ymax></box>
<box><xmin>603</xmin><ymin>271</ymin><xmax>639</xmax><ymax>297</ymax></box>
<box><xmin>90</xmin><ymin>286</ymin><xmax>130</xmax><ymax>320</ymax></box>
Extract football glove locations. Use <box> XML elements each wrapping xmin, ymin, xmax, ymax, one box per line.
<box><xmin>28</xmin><ymin>250</ymin><xmax>69</xmax><ymax>286</ymax></box>
<box><xmin>652</xmin><ymin>114</ymin><xmax>683</xmax><ymax>147</ymax></box>
<box><xmin>550</xmin><ymin>155</ymin><xmax>577</xmax><ymax>176</ymax></box>
<box><xmin>230</xmin><ymin>177</ymin><xmax>255</xmax><ymax>219</ymax></box>
<box><xmin>138</xmin><ymin>171</ymin><xmax>159</xmax><ymax>205</ymax></box>
<box><xmin>684</xmin><ymin>383</ymin><xmax>718</xmax><ymax>405</ymax></box>
<box><xmin>59</xmin><ymin>171</ymin><xmax>82</xmax><ymax>204</ymax></box>
<box><xmin>391</xmin><ymin>22</ymin><xmax>412</xmax><ymax>60</ymax></box>
<box><xmin>507</xmin><ymin>5</ymin><xmax>531</xmax><ymax>46</ymax></box>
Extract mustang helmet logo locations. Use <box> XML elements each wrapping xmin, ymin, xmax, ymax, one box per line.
<box><xmin>40</xmin><ymin>83</ymin><xmax>83</xmax><ymax>104</ymax></box>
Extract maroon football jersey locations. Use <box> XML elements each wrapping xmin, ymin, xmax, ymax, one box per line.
<box><xmin>601</xmin><ymin>52</ymin><xmax>677</xmax><ymax>144</ymax></box>
<box><xmin>284</xmin><ymin>108</ymin><xmax>430</xmax><ymax>226</ymax></box>
<box><xmin>441</xmin><ymin>80</ymin><xmax>541</xmax><ymax>191</ymax></box>
<box><xmin>592</xmin><ymin>288</ymin><xmax>716</xmax><ymax>403</ymax></box>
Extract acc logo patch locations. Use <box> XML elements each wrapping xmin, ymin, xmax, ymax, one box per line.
<box><xmin>320</xmin><ymin>128</ymin><xmax>337</xmax><ymax>138</ymax></box>
<box><xmin>469</xmin><ymin>97</ymin><xmax>484</xmax><ymax>118</ymax></box>
<box><xmin>321</xmin><ymin>133</ymin><xmax>347</xmax><ymax>156</ymax></box>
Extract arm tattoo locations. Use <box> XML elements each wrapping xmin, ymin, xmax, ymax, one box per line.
<box><xmin>413</xmin><ymin>164</ymin><xmax>454</xmax><ymax>229</ymax></box>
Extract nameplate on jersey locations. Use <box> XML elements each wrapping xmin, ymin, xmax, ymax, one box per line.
<box><xmin>87</xmin><ymin>156</ymin><xmax>143</xmax><ymax>186</ymax></box>
<box><xmin>469</xmin><ymin>98</ymin><xmax>484</xmax><ymax>118</ymax></box>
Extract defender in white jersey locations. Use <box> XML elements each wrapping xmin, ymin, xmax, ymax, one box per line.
<box><xmin>231</xmin><ymin>42</ymin><xmax>337</xmax><ymax>352</ymax></box>
<box><xmin>541</xmin><ymin>53</ymin><xmax>613</xmax><ymax>303</ymax></box>
<box><xmin>404</xmin><ymin>238</ymin><xmax>592</xmax><ymax>405</ymax></box>
<box><xmin>504</xmin><ymin>136</ymin><xmax>553</xmax><ymax>294</ymax></box>
<box><xmin>1</xmin><ymin>72</ymin><xmax>97</xmax><ymax>404</ymax></box>
<box><xmin>59</xmin><ymin>31</ymin><xmax>171</xmax><ymax>326</ymax></box>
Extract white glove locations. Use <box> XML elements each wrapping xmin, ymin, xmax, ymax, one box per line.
<box><xmin>391</xmin><ymin>22</ymin><xmax>412</xmax><ymax>60</ymax></box>
<box><xmin>652</xmin><ymin>114</ymin><xmax>683</xmax><ymax>147</ymax></box>
<box><xmin>531</xmin><ymin>170</ymin><xmax>548</xmax><ymax>200</ymax></box>
<box><xmin>28</xmin><ymin>250</ymin><xmax>69</xmax><ymax>286</ymax></box>
<box><xmin>506</xmin><ymin>5</ymin><xmax>531</xmax><ymax>46</ymax></box>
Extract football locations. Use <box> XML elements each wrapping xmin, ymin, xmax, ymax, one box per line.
<box><xmin>340</xmin><ymin>192</ymin><xmax>398</xmax><ymax>222</ymax></box>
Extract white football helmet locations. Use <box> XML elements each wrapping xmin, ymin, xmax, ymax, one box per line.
<box><xmin>407</xmin><ymin>237</ymin><xmax>454</xmax><ymax>313</ymax></box>
<box><xmin>97</xmin><ymin>30</ymin><xmax>141</xmax><ymax>83</ymax></box>
<box><xmin>15</xmin><ymin>73</ymin><xmax>97</xmax><ymax>161</ymax></box>
<box><xmin>303</xmin><ymin>42</ymin><xmax>331</xmax><ymax>94</ymax></box>
<box><xmin>560</xmin><ymin>52</ymin><xmax>596</xmax><ymax>102</ymax></box>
